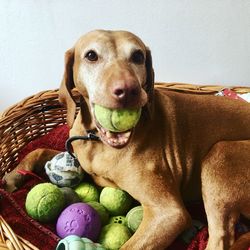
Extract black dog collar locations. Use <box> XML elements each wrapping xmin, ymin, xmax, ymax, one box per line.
<box><xmin>65</xmin><ymin>131</ymin><xmax>100</xmax><ymax>158</ymax></box>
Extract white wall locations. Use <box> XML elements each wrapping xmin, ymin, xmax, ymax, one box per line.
<box><xmin>1</xmin><ymin>0</ymin><xmax>250</xmax><ymax>111</ymax></box>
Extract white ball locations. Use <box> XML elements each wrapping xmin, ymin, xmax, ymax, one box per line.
<box><xmin>45</xmin><ymin>152</ymin><xmax>84</xmax><ymax>187</ymax></box>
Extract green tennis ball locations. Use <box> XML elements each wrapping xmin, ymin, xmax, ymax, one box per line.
<box><xmin>74</xmin><ymin>182</ymin><xmax>99</xmax><ymax>202</ymax></box>
<box><xmin>25</xmin><ymin>183</ymin><xmax>65</xmax><ymax>222</ymax></box>
<box><xmin>99</xmin><ymin>223</ymin><xmax>132</xmax><ymax>250</ymax></box>
<box><xmin>109</xmin><ymin>216</ymin><xmax>127</xmax><ymax>226</ymax></box>
<box><xmin>100</xmin><ymin>187</ymin><xmax>133</xmax><ymax>215</ymax></box>
<box><xmin>94</xmin><ymin>104</ymin><xmax>141</xmax><ymax>132</ymax></box>
<box><xmin>87</xmin><ymin>201</ymin><xmax>110</xmax><ymax>226</ymax></box>
<box><xmin>60</xmin><ymin>187</ymin><xmax>81</xmax><ymax>206</ymax></box>
<box><xmin>126</xmin><ymin>206</ymin><xmax>143</xmax><ymax>233</ymax></box>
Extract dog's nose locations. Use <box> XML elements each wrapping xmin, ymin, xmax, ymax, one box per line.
<box><xmin>112</xmin><ymin>84</ymin><xmax>140</xmax><ymax>102</ymax></box>
<box><xmin>113</xmin><ymin>88</ymin><xmax>126</xmax><ymax>99</ymax></box>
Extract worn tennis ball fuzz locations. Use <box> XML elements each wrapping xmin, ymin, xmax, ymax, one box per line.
<box><xmin>25</xmin><ymin>183</ymin><xmax>65</xmax><ymax>222</ymax></box>
<box><xmin>99</xmin><ymin>223</ymin><xmax>132</xmax><ymax>250</ymax></box>
<box><xmin>74</xmin><ymin>182</ymin><xmax>99</xmax><ymax>202</ymax></box>
<box><xmin>126</xmin><ymin>206</ymin><xmax>143</xmax><ymax>232</ymax></box>
<box><xmin>60</xmin><ymin>187</ymin><xmax>81</xmax><ymax>206</ymax></box>
<box><xmin>87</xmin><ymin>201</ymin><xmax>110</xmax><ymax>226</ymax></box>
<box><xmin>94</xmin><ymin>104</ymin><xmax>141</xmax><ymax>132</ymax></box>
<box><xmin>100</xmin><ymin>187</ymin><xmax>133</xmax><ymax>215</ymax></box>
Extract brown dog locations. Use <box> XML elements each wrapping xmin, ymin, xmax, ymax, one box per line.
<box><xmin>4</xmin><ymin>30</ymin><xmax>250</xmax><ymax>249</ymax></box>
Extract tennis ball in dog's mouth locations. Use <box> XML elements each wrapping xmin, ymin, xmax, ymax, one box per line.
<box><xmin>25</xmin><ymin>183</ymin><xmax>65</xmax><ymax>222</ymax></box>
<box><xmin>99</xmin><ymin>223</ymin><xmax>132</xmax><ymax>250</ymax></box>
<box><xmin>100</xmin><ymin>187</ymin><xmax>133</xmax><ymax>215</ymax></box>
<box><xmin>94</xmin><ymin>104</ymin><xmax>141</xmax><ymax>132</ymax></box>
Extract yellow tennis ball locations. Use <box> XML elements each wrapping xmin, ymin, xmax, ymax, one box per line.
<box><xmin>87</xmin><ymin>201</ymin><xmax>110</xmax><ymax>226</ymax></box>
<box><xmin>74</xmin><ymin>182</ymin><xmax>100</xmax><ymax>202</ymax></box>
<box><xmin>99</xmin><ymin>223</ymin><xmax>132</xmax><ymax>250</ymax></box>
<box><xmin>100</xmin><ymin>187</ymin><xmax>133</xmax><ymax>215</ymax></box>
<box><xmin>126</xmin><ymin>206</ymin><xmax>143</xmax><ymax>232</ymax></box>
<box><xmin>94</xmin><ymin>105</ymin><xmax>141</xmax><ymax>132</ymax></box>
<box><xmin>25</xmin><ymin>183</ymin><xmax>65</xmax><ymax>222</ymax></box>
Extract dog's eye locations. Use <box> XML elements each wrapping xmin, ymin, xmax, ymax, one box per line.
<box><xmin>85</xmin><ymin>50</ymin><xmax>98</xmax><ymax>62</ymax></box>
<box><xmin>131</xmin><ymin>50</ymin><xmax>145</xmax><ymax>64</ymax></box>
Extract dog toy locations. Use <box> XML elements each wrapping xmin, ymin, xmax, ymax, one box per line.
<box><xmin>56</xmin><ymin>235</ymin><xmax>105</xmax><ymax>250</ymax></box>
<box><xmin>99</xmin><ymin>223</ymin><xmax>132</xmax><ymax>250</ymax></box>
<box><xmin>60</xmin><ymin>187</ymin><xmax>81</xmax><ymax>206</ymax></box>
<box><xmin>45</xmin><ymin>151</ymin><xmax>84</xmax><ymax>187</ymax></box>
<box><xmin>109</xmin><ymin>216</ymin><xmax>127</xmax><ymax>226</ymax></box>
<box><xmin>126</xmin><ymin>205</ymin><xmax>143</xmax><ymax>232</ymax></box>
<box><xmin>74</xmin><ymin>182</ymin><xmax>99</xmax><ymax>202</ymax></box>
<box><xmin>25</xmin><ymin>183</ymin><xmax>65</xmax><ymax>222</ymax></box>
<box><xmin>100</xmin><ymin>187</ymin><xmax>133</xmax><ymax>215</ymax></box>
<box><xmin>56</xmin><ymin>202</ymin><xmax>101</xmax><ymax>241</ymax></box>
<box><xmin>94</xmin><ymin>104</ymin><xmax>141</xmax><ymax>132</ymax></box>
<box><xmin>87</xmin><ymin>201</ymin><xmax>110</xmax><ymax>226</ymax></box>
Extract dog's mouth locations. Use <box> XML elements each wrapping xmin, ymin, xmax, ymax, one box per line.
<box><xmin>91</xmin><ymin>103</ymin><xmax>142</xmax><ymax>148</ymax></box>
<box><xmin>94</xmin><ymin>118</ymin><xmax>133</xmax><ymax>148</ymax></box>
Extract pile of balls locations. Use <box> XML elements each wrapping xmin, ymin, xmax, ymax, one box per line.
<box><xmin>25</xmin><ymin>152</ymin><xmax>143</xmax><ymax>250</ymax></box>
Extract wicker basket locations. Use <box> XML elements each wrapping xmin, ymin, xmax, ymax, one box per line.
<box><xmin>1</xmin><ymin>83</ymin><xmax>250</xmax><ymax>178</ymax></box>
<box><xmin>0</xmin><ymin>215</ymin><xmax>39</xmax><ymax>250</ymax></box>
<box><xmin>0</xmin><ymin>82</ymin><xmax>250</xmax><ymax>250</ymax></box>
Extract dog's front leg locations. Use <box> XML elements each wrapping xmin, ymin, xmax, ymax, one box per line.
<box><xmin>201</xmin><ymin>141</ymin><xmax>250</xmax><ymax>250</ymax></box>
<box><xmin>115</xmin><ymin>168</ymin><xmax>191</xmax><ymax>250</ymax></box>
<box><xmin>3</xmin><ymin>148</ymin><xmax>59</xmax><ymax>192</ymax></box>
<box><xmin>121</xmin><ymin>201</ymin><xmax>191</xmax><ymax>250</ymax></box>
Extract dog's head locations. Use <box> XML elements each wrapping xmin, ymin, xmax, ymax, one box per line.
<box><xmin>59</xmin><ymin>30</ymin><xmax>154</xmax><ymax>148</ymax></box>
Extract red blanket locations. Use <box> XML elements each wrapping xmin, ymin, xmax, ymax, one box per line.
<box><xmin>0</xmin><ymin>125</ymin><xmax>248</xmax><ymax>249</ymax></box>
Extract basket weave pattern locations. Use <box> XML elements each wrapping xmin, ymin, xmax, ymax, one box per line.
<box><xmin>0</xmin><ymin>215</ymin><xmax>39</xmax><ymax>250</ymax></box>
<box><xmin>0</xmin><ymin>90</ymin><xmax>80</xmax><ymax>178</ymax></box>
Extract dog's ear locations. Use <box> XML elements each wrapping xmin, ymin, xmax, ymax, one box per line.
<box><xmin>79</xmin><ymin>95</ymin><xmax>96</xmax><ymax>132</ymax></box>
<box><xmin>143</xmin><ymin>48</ymin><xmax>155</xmax><ymax>118</ymax></box>
<box><xmin>145</xmin><ymin>48</ymin><xmax>155</xmax><ymax>99</ymax></box>
<box><xmin>59</xmin><ymin>48</ymin><xmax>76</xmax><ymax>128</ymax></box>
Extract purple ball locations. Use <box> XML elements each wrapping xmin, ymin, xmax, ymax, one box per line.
<box><xmin>56</xmin><ymin>202</ymin><xmax>101</xmax><ymax>241</ymax></box>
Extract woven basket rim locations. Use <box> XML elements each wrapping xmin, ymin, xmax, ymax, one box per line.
<box><xmin>1</xmin><ymin>82</ymin><xmax>250</xmax><ymax>121</ymax></box>
<box><xmin>155</xmin><ymin>82</ymin><xmax>250</xmax><ymax>93</ymax></box>
<box><xmin>0</xmin><ymin>89</ymin><xmax>80</xmax><ymax>129</ymax></box>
